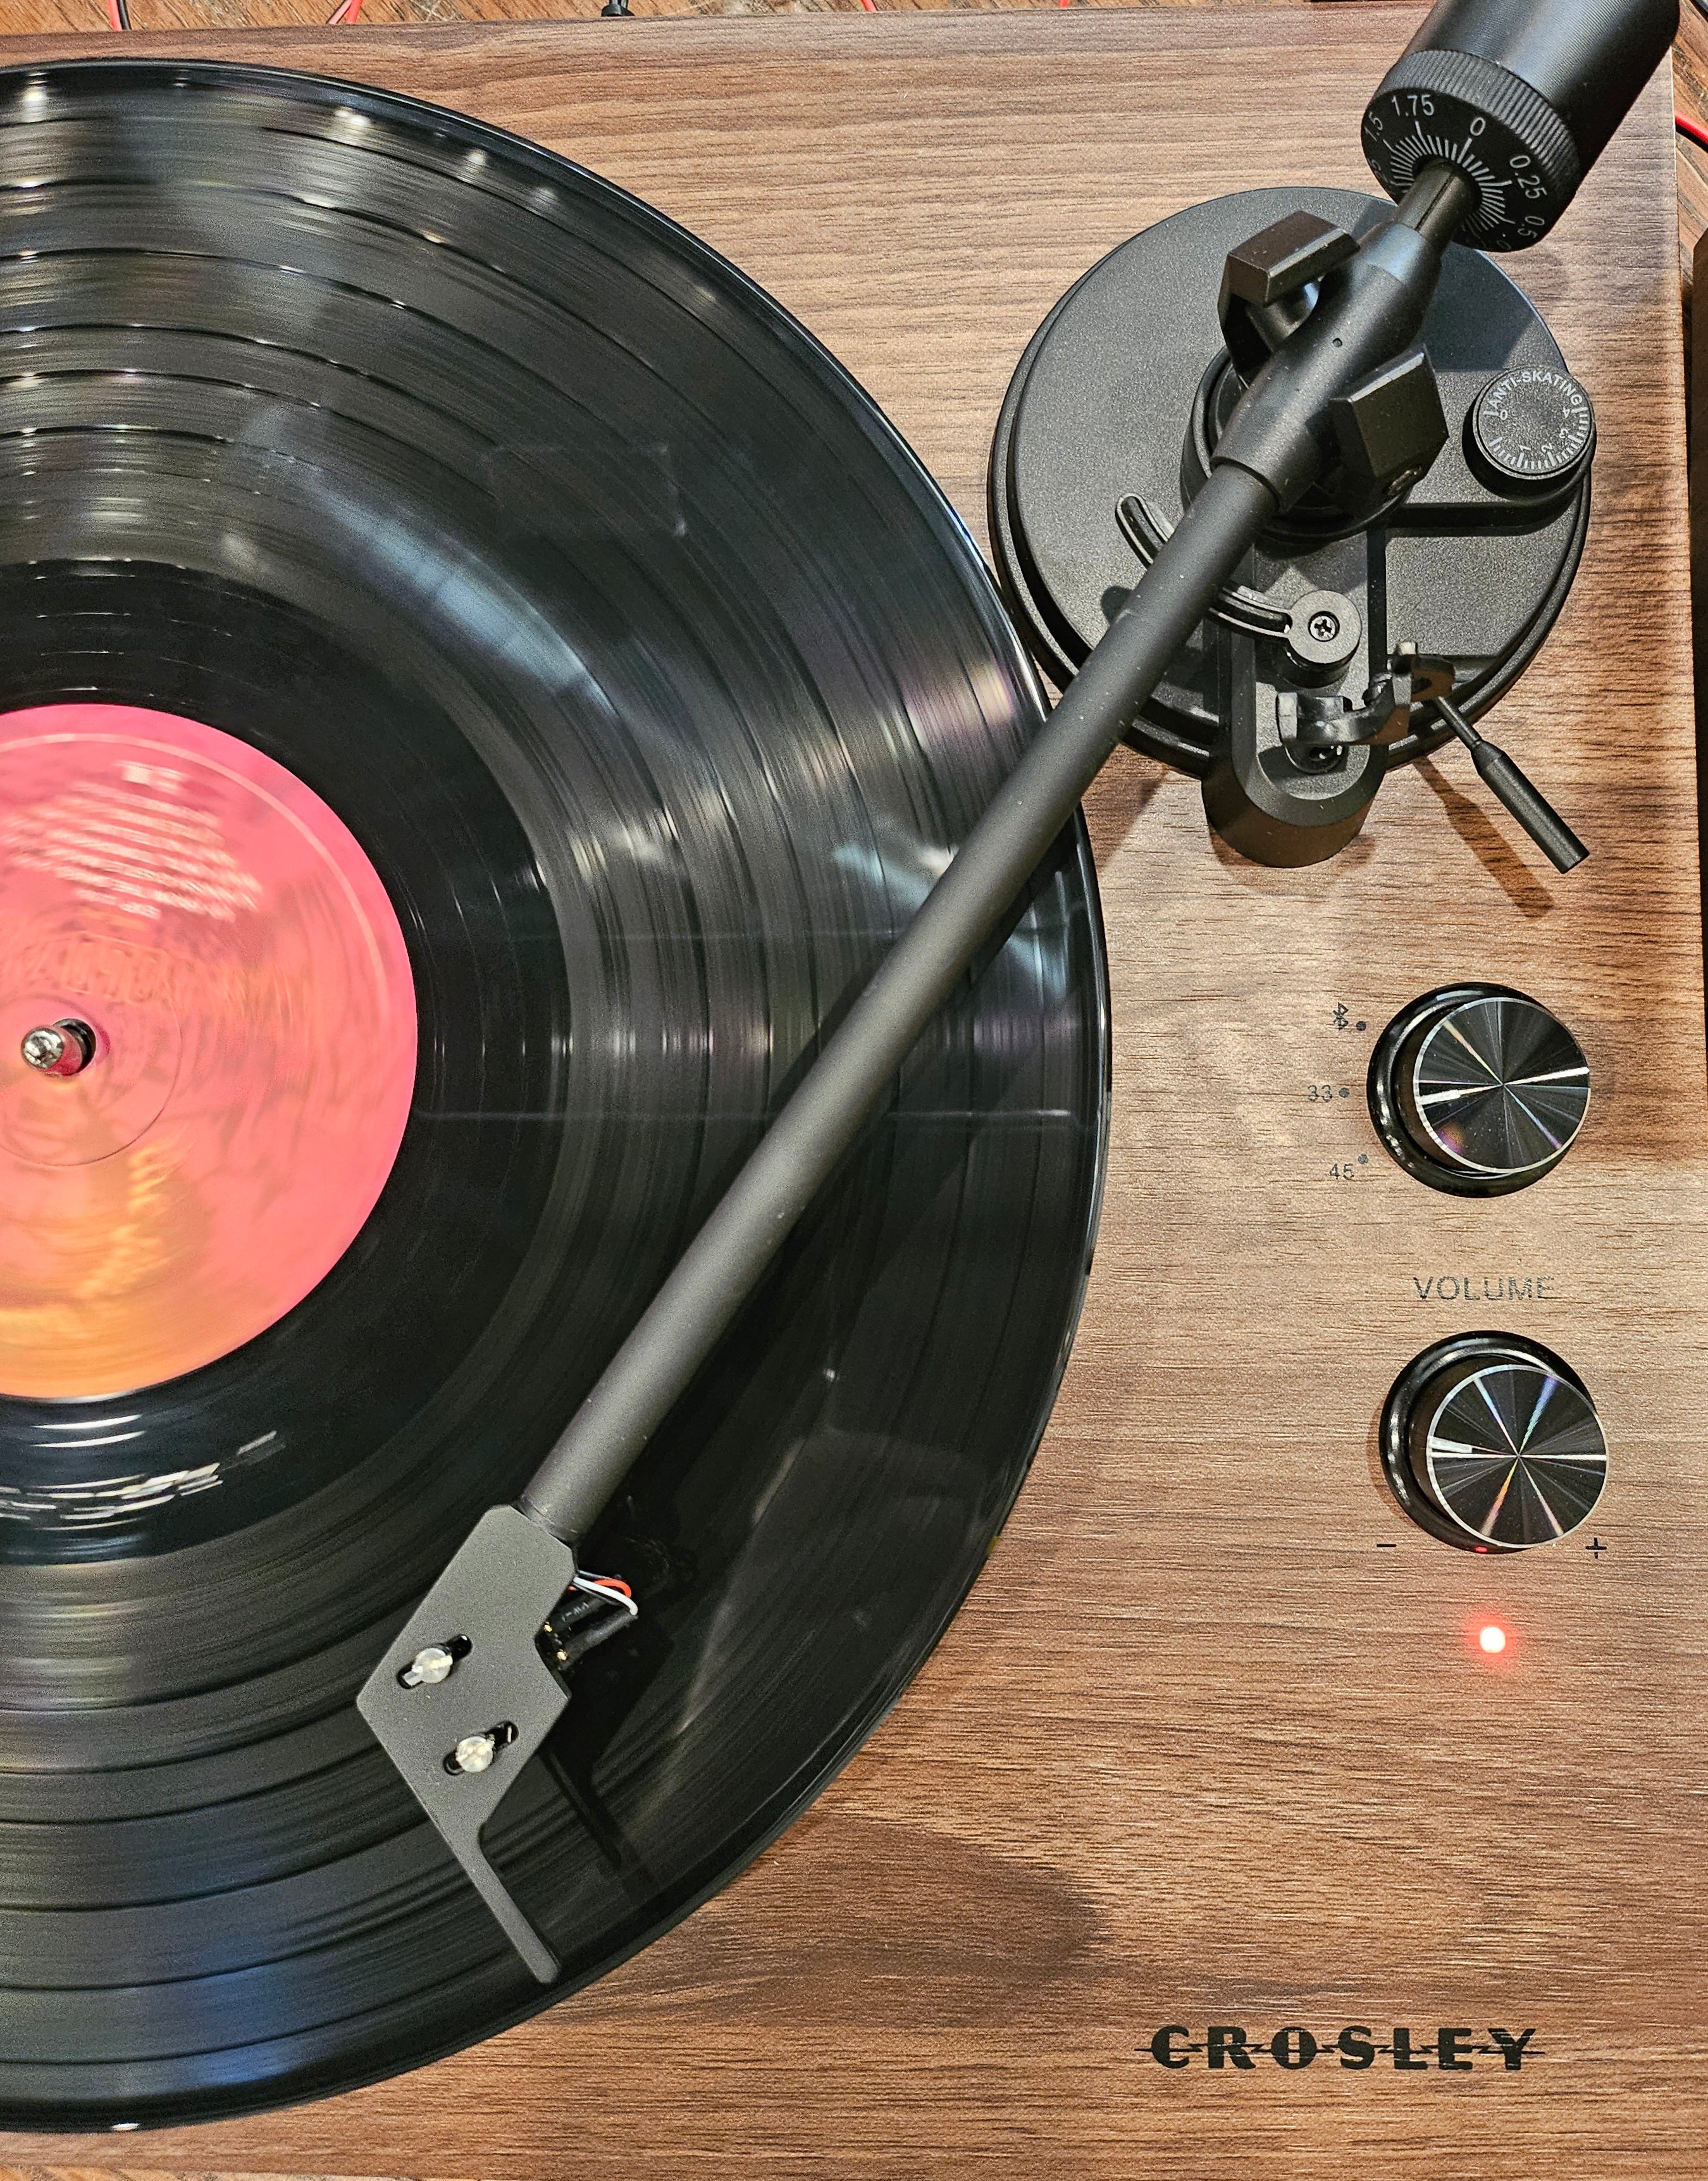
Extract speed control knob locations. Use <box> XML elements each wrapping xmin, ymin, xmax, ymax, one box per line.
<box><xmin>1382</xmin><ymin>1334</ymin><xmax>1607</xmax><ymax>1552</ymax></box>
<box><xmin>1368</xmin><ymin>985</ymin><xmax>1590</xmax><ymax>1195</ymax></box>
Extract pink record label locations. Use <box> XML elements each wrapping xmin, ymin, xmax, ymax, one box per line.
<box><xmin>0</xmin><ymin>704</ymin><xmax>418</xmax><ymax>1397</ymax></box>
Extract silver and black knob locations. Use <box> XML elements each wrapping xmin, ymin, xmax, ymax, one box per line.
<box><xmin>1382</xmin><ymin>1334</ymin><xmax>1607</xmax><ymax>1553</ymax></box>
<box><xmin>1368</xmin><ymin>985</ymin><xmax>1589</xmax><ymax>1195</ymax></box>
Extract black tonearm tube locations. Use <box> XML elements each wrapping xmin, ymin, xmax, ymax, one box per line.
<box><xmin>357</xmin><ymin>0</ymin><xmax>1680</xmax><ymax>1979</ymax></box>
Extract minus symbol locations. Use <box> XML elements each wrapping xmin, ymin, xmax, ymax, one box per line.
<box><xmin>1377</xmin><ymin>1543</ymin><xmax>1399</xmax><ymax>1550</ymax></box>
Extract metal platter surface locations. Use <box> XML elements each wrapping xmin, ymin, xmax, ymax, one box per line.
<box><xmin>0</xmin><ymin>60</ymin><xmax>1108</xmax><ymax>2125</ymax></box>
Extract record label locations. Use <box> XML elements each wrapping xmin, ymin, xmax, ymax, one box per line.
<box><xmin>0</xmin><ymin>703</ymin><xmax>416</xmax><ymax>1397</ymax></box>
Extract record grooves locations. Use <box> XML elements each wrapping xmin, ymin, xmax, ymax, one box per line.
<box><xmin>0</xmin><ymin>61</ymin><xmax>1107</xmax><ymax>2124</ymax></box>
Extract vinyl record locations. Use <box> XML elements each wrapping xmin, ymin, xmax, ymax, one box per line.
<box><xmin>0</xmin><ymin>61</ymin><xmax>1108</xmax><ymax>2125</ymax></box>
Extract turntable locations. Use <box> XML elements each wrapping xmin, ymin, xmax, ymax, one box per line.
<box><xmin>0</xmin><ymin>2</ymin><xmax>1700</xmax><ymax>2175</ymax></box>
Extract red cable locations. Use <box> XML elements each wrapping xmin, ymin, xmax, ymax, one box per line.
<box><xmin>1678</xmin><ymin>113</ymin><xmax>1708</xmax><ymax>154</ymax></box>
<box><xmin>104</xmin><ymin>0</ymin><xmax>126</xmax><ymax>27</ymax></box>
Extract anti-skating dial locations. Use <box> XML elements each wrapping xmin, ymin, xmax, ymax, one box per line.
<box><xmin>1468</xmin><ymin>366</ymin><xmax>1595</xmax><ymax>496</ymax></box>
<box><xmin>1382</xmin><ymin>1335</ymin><xmax>1608</xmax><ymax>1552</ymax></box>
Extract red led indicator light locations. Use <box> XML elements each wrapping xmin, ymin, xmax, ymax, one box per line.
<box><xmin>1478</xmin><ymin>1624</ymin><xmax>1507</xmax><ymax>1655</ymax></box>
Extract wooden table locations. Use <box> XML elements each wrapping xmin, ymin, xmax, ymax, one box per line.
<box><xmin>0</xmin><ymin>8</ymin><xmax>1699</xmax><ymax>2180</ymax></box>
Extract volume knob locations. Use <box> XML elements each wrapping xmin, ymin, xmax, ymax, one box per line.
<box><xmin>1382</xmin><ymin>1334</ymin><xmax>1607</xmax><ymax>1552</ymax></box>
<box><xmin>1368</xmin><ymin>985</ymin><xmax>1590</xmax><ymax>1195</ymax></box>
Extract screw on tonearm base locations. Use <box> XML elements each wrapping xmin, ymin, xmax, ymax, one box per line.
<box><xmin>1432</xmin><ymin>693</ymin><xmax>1588</xmax><ymax>874</ymax></box>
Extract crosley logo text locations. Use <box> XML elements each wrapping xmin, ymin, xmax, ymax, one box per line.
<box><xmin>1149</xmin><ymin>2025</ymin><xmax>1538</xmax><ymax>2072</ymax></box>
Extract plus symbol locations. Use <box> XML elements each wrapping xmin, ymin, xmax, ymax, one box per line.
<box><xmin>1585</xmin><ymin>1536</ymin><xmax>1607</xmax><ymax>1557</ymax></box>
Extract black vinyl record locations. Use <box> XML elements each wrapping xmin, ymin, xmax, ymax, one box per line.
<box><xmin>0</xmin><ymin>61</ymin><xmax>1108</xmax><ymax>2125</ymax></box>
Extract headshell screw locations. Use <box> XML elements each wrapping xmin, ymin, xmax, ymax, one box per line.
<box><xmin>398</xmin><ymin>1634</ymin><xmax>472</xmax><ymax>1689</ymax></box>
<box><xmin>444</xmin><ymin>1721</ymin><xmax>518</xmax><ymax>1777</ymax></box>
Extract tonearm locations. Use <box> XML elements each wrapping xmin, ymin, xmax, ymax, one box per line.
<box><xmin>357</xmin><ymin>0</ymin><xmax>1680</xmax><ymax>1979</ymax></box>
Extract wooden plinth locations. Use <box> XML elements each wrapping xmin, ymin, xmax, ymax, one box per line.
<box><xmin>0</xmin><ymin>10</ymin><xmax>1699</xmax><ymax>2178</ymax></box>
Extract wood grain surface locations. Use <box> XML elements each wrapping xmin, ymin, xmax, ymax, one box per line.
<box><xmin>0</xmin><ymin>8</ymin><xmax>1699</xmax><ymax>2178</ymax></box>
<box><xmin>0</xmin><ymin>0</ymin><xmax>1324</xmax><ymax>39</ymax></box>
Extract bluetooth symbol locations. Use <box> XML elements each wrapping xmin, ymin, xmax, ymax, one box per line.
<box><xmin>1334</xmin><ymin>1004</ymin><xmax>1349</xmax><ymax>1030</ymax></box>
